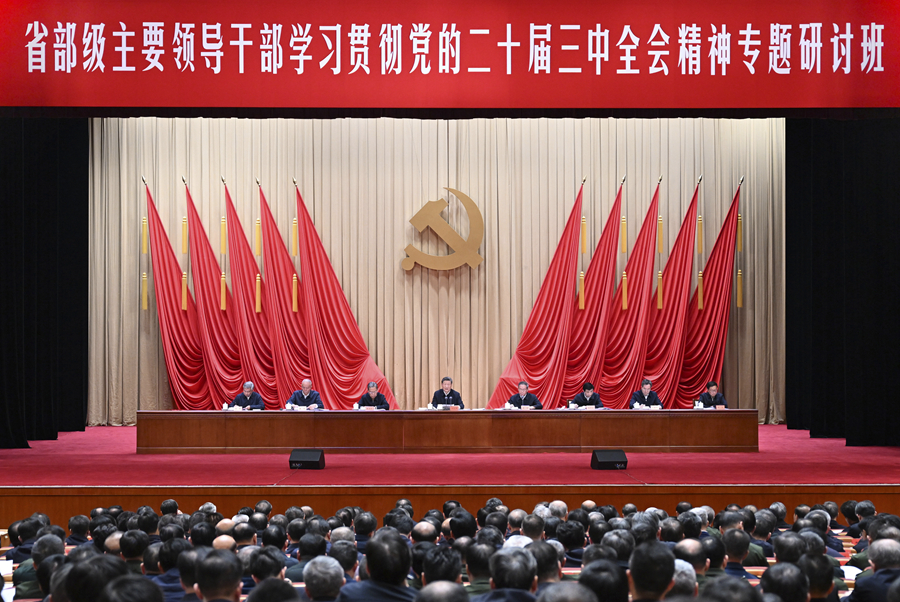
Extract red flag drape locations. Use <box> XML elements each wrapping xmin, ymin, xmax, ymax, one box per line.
<box><xmin>185</xmin><ymin>186</ymin><xmax>243</xmax><ymax>406</ymax></box>
<box><xmin>295</xmin><ymin>187</ymin><xmax>397</xmax><ymax>409</ymax></box>
<box><xmin>488</xmin><ymin>186</ymin><xmax>585</xmax><ymax>409</ymax></box>
<box><xmin>225</xmin><ymin>187</ymin><xmax>280</xmax><ymax>408</ymax></box>
<box><xmin>561</xmin><ymin>185</ymin><xmax>622</xmax><ymax>403</ymax></box>
<box><xmin>643</xmin><ymin>185</ymin><xmax>698</xmax><ymax>407</ymax></box>
<box><xmin>676</xmin><ymin>186</ymin><xmax>741</xmax><ymax>407</ymax></box>
<box><xmin>597</xmin><ymin>186</ymin><xmax>660</xmax><ymax>408</ymax></box>
<box><xmin>146</xmin><ymin>186</ymin><xmax>213</xmax><ymax>410</ymax></box>
<box><xmin>259</xmin><ymin>187</ymin><xmax>311</xmax><ymax>403</ymax></box>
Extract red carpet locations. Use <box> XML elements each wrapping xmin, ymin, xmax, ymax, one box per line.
<box><xmin>1</xmin><ymin>425</ymin><xmax>899</xmax><ymax>488</ymax></box>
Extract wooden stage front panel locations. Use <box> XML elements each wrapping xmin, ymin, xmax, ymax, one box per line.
<box><xmin>136</xmin><ymin>409</ymin><xmax>759</xmax><ymax>454</ymax></box>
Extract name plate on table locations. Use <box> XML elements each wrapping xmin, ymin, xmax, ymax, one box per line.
<box><xmin>435</xmin><ymin>405</ymin><xmax>461</xmax><ymax>411</ymax></box>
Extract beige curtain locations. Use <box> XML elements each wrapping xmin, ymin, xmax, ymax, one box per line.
<box><xmin>88</xmin><ymin>117</ymin><xmax>785</xmax><ymax>425</ymax></box>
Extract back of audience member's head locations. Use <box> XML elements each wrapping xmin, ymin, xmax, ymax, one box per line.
<box><xmin>141</xmin><ymin>542</ymin><xmax>163</xmax><ymax>575</ymax></box>
<box><xmin>329</xmin><ymin>539</ymin><xmax>359</xmax><ymax>572</ymax></box>
<box><xmin>69</xmin><ymin>514</ymin><xmax>90</xmax><ymax>537</ymax></box>
<box><xmin>489</xmin><ymin>547</ymin><xmax>537</xmax><ymax>591</ymax></box>
<box><xmin>674</xmin><ymin>538</ymin><xmax>708</xmax><ymax>574</ymax></box>
<box><xmin>452</xmin><ymin>536</ymin><xmax>473</xmax><ymax>561</ymax></box>
<box><xmin>412</xmin><ymin>542</ymin><xmax>437</xmax><ymax>578</ymax></box>
<box><xmin>579</xmin><ymin>560</ymin><xmax>628</xmax><ymax>602</ymax></box>
<box><xmin>557</xmin><ymin>521</ymin><xmax>587</xmax><ymax>551</ymax></box>
<box><xmin>768</xmin><ymin>502</ymin><xmax>787</xmax><ymax>522</ymax></box>
<box><xmin>261</xmin><ymin>524</ymin><xmax>287</xmax><ymax>549</ymax></box>
<box><xmin>701</xmin><ymin>537</ymin><xmax>726</xmax><ymax>571</ymax></box>
<box><xmin>249</xmin><ymin>512</ymin><xmax>269</xmax><ymax>531</ymax></box>
<box><xmin>66</xmin><ymin>554</ymin><xmax>129</xmax><ymax>602</ymax></box>
<box><xmin>485</xmin><ymin>511</ymin><xmax>508</xmax><ymax>532</ymax></box>
<box><xmin>701</xmin><ymin>575</ymin><xmax>764</xmax><ymax>602</ymax></box>
<box><xmin>667</xmin><ymin>559</ymin><xmax>697</xmax><ymax>598</ymax></box>
<box><xmin>629</xmin><ymin>542</ymin><xmax>675</xmax><ymax>599</ymax></box>
<box><xmin>723</xmin><ymin>528</ymin><xmax>751</xmax><ymax>562</ymax></box>
<box><xmin>366</xmin><ymin>528</ymin><xmax>412</xmax><ymax>586</ymax></box>
<box><xmin>250</xmin><ymin>545</ymin><xmax>286</xmax><ymax>581</ymax></box>
<box><xmin>100</xmin><ymin>574</ymin><xmax>164</xmax><ymax>602</ymax></box>
<box><xmin>676</xmin><ymin>512</ymin><xmax>702</xmax><ymax>540</ymax></box>
<box><xmin>158</xmin><ymin>537</ymin><xmax>192</xmax><ymax>572</ymax></box>
<box><xmin>466</xmin><ymin>543</ymin><xmax>496</xmax><ymax>580</ymax></box>
<box><xmin>841</xmin><ymin>501</ymin><xmax>858</xmax><ymax>523</ymax></box>
<box><xmin>536</xmin><ymin>582</ymin><xmax>599</xmax><ymax>602</ymax></box>
<box><xmin>602</xmin><ymin>529</ymin><xmax>635</xmax><ymax>563</ymax></box>
<box><xmin>303</xmin><ymin>556</ymin><xmax>344</xmax><ymax>600</ymax></box>
<box><xmin>583</xmin><ymin>544</ymin><xmax>617</xmax><ymax>566</ymax></box>
<box><xmin>798</xmin><ymin>530</ymin><xmax>825</xmax><ymax>556</ymax></box>
<box><xmin>774</xmin><ymin>532</ymin><xmax>807</xmax><ymax>564</ymax></box>
<box><xmin>411</xmin><ymin>521</ymin><xmax>439</xmax><ymax>543</ymax></box>
<box><xmin>189</xmin><ymin>521</ymin><xmax>214</xmax><ymax>548</ymax></box>
<box><xmin>450</xmin><ymin>511</ymin><xmax>478</xmax><ymax>539</ymax></box>
<box><xmin>50</xmin><ymin>563</ymin><xmax>74</xmax><ymax>602</ymax></box>
<box><xmin>32</xmin><ymin>533</ymin><xmax>65</xmax><ymax>565</ymax></box>
<box><xmin>196</xmin><ymin>549</ymin><xmax>243</xmax><ymax>600</ymax></box>
<box><xmin>137</xmin><ymin>511</ymin><xmax>159</xmax><ymax>535</ymax></box>
<box><xmin>177</xmin><ymin>548</ymin><xmax>211</xmax><ymax>592</ymax></box>
<box><xmin>797</xmin><ymin>554</ymin><xmax>834</xmax><ymax>599</ymax></box>
<box><xmin>233</xmin><ymin>521</ymin><xmax>258</xmax><ymax>545</ymax></box>
<box><xmin>588</xmin><ymin>519</ymin><xmax>612</xmax><ymax>545</ymax></box>
<box><xmin>355</xmin><ymin>511</ymin><xmax>377</xmax><ymax>536</ymax></box>
<box><xmin>423</xmin><ymin>546</ymin><xmax>462</xmax><ymax>584</ymax></box>
<box><xmin>476</xmin><ymin>525</ymin><xmax>505</xmax><ymax>549</ymax></box>
<box><xmin>567</xmin><ymin>509</ymin><xmax>591</xmax><ymax>532</ymax></box>
<box><xmin>255</xmin><ymin>500</ymin><xmax>273</xmax><ymax>516</ymax></box>
<box><xmin>416</xmin><ymin>581</ymin><xmax>470</xmax><ymax>602</ymax></box>
<box><xmin>159</xmin><ymin>523</ymin><xmax>184</xmax><ymax>543</ymax></box>
<box><xmin>660</xmin><ymin>518</ymin><xmax>684</xmax><ymax>543</ymax></box>
<box><xmin>37</xmin><ymin>553</ymin><xmax>66</xmax><ymax>595</ymax></box>
<box><xmin>760</xmin><ymin>563</ymin><xmax>809</xmax><ymax>602</ymax></box>
<box><xmin>856</xmin><ymin>500</ymin><xmax>877</xmax><ymax>519</ymax></box>
<box><xmin>869</xmin><ymin>539</ymin><xmax>900</xmax><ymax>570</ymax></box>
<box><xmin>247</xmin><ymin>577</ymin><xmax>301</xmax><ymax>602</ymax></box>
<box><xmin>527</xmin><ymin>540</ymin><xmax>562</xmax><ymax>582</ymax></box>
<box><xmin>544</xmin><ymin>516</ymin><xmax>562</xmax><ymax>540</ymax></box>
<box><xmin>523</xmin><ymin>514</ymin><xmax>545</xmax><ymax>540</ymax></box>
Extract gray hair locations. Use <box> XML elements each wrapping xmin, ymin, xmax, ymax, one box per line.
<box><xmin>533</xmin><ymin>506</ymin><xmax>552</xmax><ymax>520</ymax></box>
<box><xmin>244</xmin><ymin>381</ymin><xmax>254</xmax><ymax>389</ymax></box>
<box><xmin>489</xmin><ymin>547</ymin><xmax>538</xmax><ymax>590</ymax></box>
<box><xmin>232</xmin><ymin>514</ymin><xmax>249</xmax><ymax>524</ymax></box>
<box><xmin>331</xmin><ymin>526</ymin><xmax>355</xmax><ymax>543</ymax></box>
<box><xmin>690</xmin><ymin>507</ymin><xmax>709</xmax><ymax>527</ymax></box>
<box><xmin>769</xmin><ymin>502</ymin><xmax>787</xmax><ymax>521</ymax></box>
<box><xmin>549</xmin><ymin>500</ymin><xmax>568</xmax><ymax>519</ymax></box>
<box><xmin>869</xmin><ymin>539</ymin><xmax>900</xmax><ymax>570</ymax></box>
<box><xmin>545</xmin><ymin>539</ymin><xmax>566</xmax><ymax>563</ymax></box>
<box><xmin>504</xmin><ymin>535</ymin><xmax>533</xmax><ymax>549</ymax></box>
<box><xmin>33</xmin><ymin>534</ymin><xmax>65</xmax><ymax>564</ymax></box>
<box><xmin>304</xmin><ymin>555</ymin><xmax>345</xmax><ymax>599</ymax></box>
<box><xmin>302</xmin><ymin>379</ymin><xmax>312</xmax><ymax>386</ymax></box>
<box><xmin>199</xmin><ymin>502</ymin><xmax>217</xmax><ymax>514</ymax></box>
<box><xmin>669</xmin><ymin>559</ymin><xmax>697</xmax><ymax>597</ymax></box>
<box><xmin>367</xmin><ymin>381</ymin><xmax>378</xmax><ymax>389</ymax></box>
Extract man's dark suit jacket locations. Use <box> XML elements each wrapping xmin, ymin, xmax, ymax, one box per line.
<box><xmin>752</xmin><ymin>537</ymin><xmax>775</xmax><ymax>557</ymax></box>
<box><xmin>288</xmin><ymin>389</ymin><xmax>325</xmax><ymax>408</ymax></box>
<box><xmin>507</xmin><ymin>393</ymin><xmax>543</xmax><ymax>409</ymax></box>
<box><xmin>699</xmin><ymin>392</ymin><xmax>728</xmax><ymax>408</ymax></box>
<box><xmin>431</xmin><ymin>389</ymin><xmax>464</xmax><ymax>409</ymax></box>
<box><xmin>847</xmin><ymin>567</ymin><xmax>900</xmax><ymax>602</ymax></box>
<box><xmin>629</xmin><ymin>390</ymin><xmax>662</xmax><ymax>409</ymax></box>
<box><xmin>65</xmin><ymin>533</ymin><xmax>88</xmax><ymax>546</ymax></box>
<box><xmin>472</xmin><ymin>588</ymin><xmax>537</xmax><ymax>602</ymax></box>
<box><xmin>229</xmin><ymin>391</ymin><xmax>265</xmax><ymax>410</ymax></box>
<box><xmin>336</xmin><ymin>580</ymin><xmax>416</xmax><ymax>602</ymax></box>
<box><xmin>572</xmin><ymin>392</ymin><xmax>602</xmax><ymax>407</ymax></box>
<box><xmin>358</xmin><ymin>392</ymin><xmax>390</xmax><ymax>410</ymax></box>
<box><xmin>9</xmin><ymin>539</ymin><xmax>35</xmax><ymax>564</ymax></box>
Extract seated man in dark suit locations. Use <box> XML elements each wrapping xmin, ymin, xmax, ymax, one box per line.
<box><xmin>629</xmin><ymin>379</ymin><xmax>662</xmax><ymax>409</ymax></box>
<box><xmin>507</xmin><ymin>382</ymin><xmax>543</xmax><ymax>410</ymax></box>
<box><xmin>760</xmin><ymin>563</ymin><xmax>810</xmax><ymax>602</ymax></box>
<box><xmin>430</xmin><ymin>377</ymin><xmax>464</xmax><ymax>409</ymax></box>
<box><xmin>572</xmin><ymin>383</ymin><xmax>602</xmax><ymax>408</ymax></box>
<box><xmin>698</xmin><ymin>382</ymin><xmax>728</xmax><ymax>408</ymax></box>
<box><xmin>472</xmin><ymin>547</ymin><xmax>538</xmax><ymax>602</ymax></box>
<box><xmin>335</xmin><ymin>529</ymin><xmax>416</xmax><ymax>602</ymax></box>
<box><xmin>287</xmin><ymin>379</ymin><xmax>325</xmax><ymax>409</ymax></box>
<box><xmin>847</xmin><ymin>539</ymin><xmax>900</xmax><ymax>602</ymax></box>
<box><xmin>227</xmin><ymin>382</ymin><xmax>265</xmax><ymax>410</ymax></box>
<box><xmin>358</xmin><ymin>382</ymin><xmax>390</xmax><ymax>410</ymax></box>
<box><xmin>195</xmin><ymin>549</ymin><xmax>244</xmax><ymax>602</ymax></box>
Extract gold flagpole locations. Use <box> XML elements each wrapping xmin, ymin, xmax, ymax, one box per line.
<box><xmin>292</xmin><ymin>218</ymin><xmax>298</xmax><ymax>256</ymax></box>
<box><xmin>578</xmin><ymin>272</ymin><xmax>585</xmax><ymax>310</ymax></box>
<box><xmin>141</xmin><ymin>272</ymin><xmax>148</xmax><ymax>310</ymax></box>
<box><xmin>221</xmin><ymin>217</ymin><xmax>227</xmax><ymax>255</ymax></box>
<box><xmin>622</xmin><ymin>272</ymin><xmax>628</xmax><ymax>310</ymax></box>
<box><xmin>255</xmin><ymin>274</ymin><xmax>262</xmax><ymax>313</ymax></box>
<box><xmin>141</xmin><ymin>217</ymin><xmax>148</xmax><ymax>254</ymax></box>
<box><xmin>697</xmin><ymin>271</ymin><xmax>704</xmax><ymax>310</ymax></box>
<box><xmin>292</xmin><ymin>274</ymin><xmax>299</xmax><ymax>312</ymax></box>
<box><xmin>182</xmin><ymin>217</ymin><xmax>188</xmax><ymax>254</ymax></box>
<box><xmin>220</xmin><ymin>273</ymin><xmax>227</xmax><ymax>310</ymax></box>
<box><xmin>181</xmin><ymin>272</ymin><xmax>188</xmax><ymax>311</ymax></box>
<box><xmin>581</xmin><ymin>217</ymin><xmax>587</xmax><ymax>254</ymax></box>
<box><xmin>255</xmin><ymin>218</ymin><xmax>261</xmax><ymax>256</ymax></box>
<box><xmin>657</xmin><ymin>271</ymin><xmax>663</xmax><ymax>309</ymax></box>
<box><xmin>737</xmin><ymin>269</ymin><xmax>743</xmax><ymax>308</ymax></box>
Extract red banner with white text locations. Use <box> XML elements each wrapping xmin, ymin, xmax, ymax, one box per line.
<box><xmin>1</xmin><ymin>0</ymin><xmax>897</xmax><ymax>108</ymax></box>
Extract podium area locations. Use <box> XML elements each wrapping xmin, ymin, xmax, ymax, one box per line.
<box><xmin>135</xmin><ymin>409</ymin><xmax>759</xmax><ymax>454</ymax></box>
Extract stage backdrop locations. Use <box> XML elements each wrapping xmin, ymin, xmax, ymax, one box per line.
<box><xmin>87</xmin><ymin>117</ymin><xmax>784</xmax><ymax>424</ymax></box>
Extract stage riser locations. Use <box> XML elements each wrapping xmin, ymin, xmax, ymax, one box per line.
<box><xmin>4</xmin><ymin>485</ymin><xmax>898</xmax><ymax>529</ymax></box>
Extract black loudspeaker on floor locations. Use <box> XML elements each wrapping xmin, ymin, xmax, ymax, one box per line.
<box><xmin>591</xmin><ymin>449</ymin><xmax>628</xmax><ymax>470</ymax></box>
<box><xmin>289</xmin><ymin>449</ymin><xmax>326</xmax><ymax>469</ymax></box>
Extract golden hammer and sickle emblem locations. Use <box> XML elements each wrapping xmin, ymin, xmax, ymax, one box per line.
<box><xmin>401</xmin><ymin>188</ymin><xmax>484</xmax><ymax>271</ymax></box>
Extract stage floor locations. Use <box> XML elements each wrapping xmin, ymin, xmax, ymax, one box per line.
<box><xmin>3</xmin><ymin>425</ymin><xmax>900</xmax><ymax>529</ymax></box>
<box><xmin>2</xmin><ymin>425</ymin><xmax>899</xmax><ymax>488</ymax></box>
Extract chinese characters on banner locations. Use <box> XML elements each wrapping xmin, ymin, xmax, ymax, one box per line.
<box><xmin>3</xmin><ymin>1</ymin><xmax>896</xmax><ymax>108</ymax></box>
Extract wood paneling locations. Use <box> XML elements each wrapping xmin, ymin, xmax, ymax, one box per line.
<box><xmin>136</xmin><ymin>410</ymin><xmax>759</xmax><ymax>454</ymax></box>
<box><xmin>4</xmin><ymin>484</ymin><xmax>899</xmax><ymax>532</ymax></box>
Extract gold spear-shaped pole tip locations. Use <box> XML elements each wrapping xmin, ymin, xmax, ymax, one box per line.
<box><xmin>658</xmin><ymin>175</ymin><xmax>663</xmax><ymax>183</ymax></box>
<box><xmin>221</xmin><ymin>176</ymin><xmax>226</xmax><ymax>185</ymax></box>
<box><xmin>740</xmin><ymin>175</ymin><xmax>744</xmax><ymax>185</ymax></box>
<box><xmin>698</xmin><ymin>174</ymin><xmax>703</xmax><ymax>184</ymax></box>
<box><xmin>181</xmin><ymin>175</ymin><xmax>186</xmax><ymax>185</ymax></box>
<box><xmin>141</xmin><ymin>175</ymin><xmax>147</xmax><ymax>185</ymax></box>
<box><xmin>621</xmin><ymin>174</ymin><xmax>626</xmax><ymax>185</ymax></box>
<box><xmin>581</xmin><ymin>175</ymin><xmax>587</xmax><ymax>185</ymax></box>
<box><xmin>256</xmin><ymin>178</ymin><xmax>260</xmax><ymax>187</ymax></box>
<box><xmin>292</xmin><ymin>177</ymin><xmax>297</xmax><ymax>187</ymax></box>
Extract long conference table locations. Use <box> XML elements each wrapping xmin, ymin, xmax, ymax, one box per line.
<box><xmin>136</xmin><ymin>409</ymin><xmax>758</xmax><ymax>454</ymax></box>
